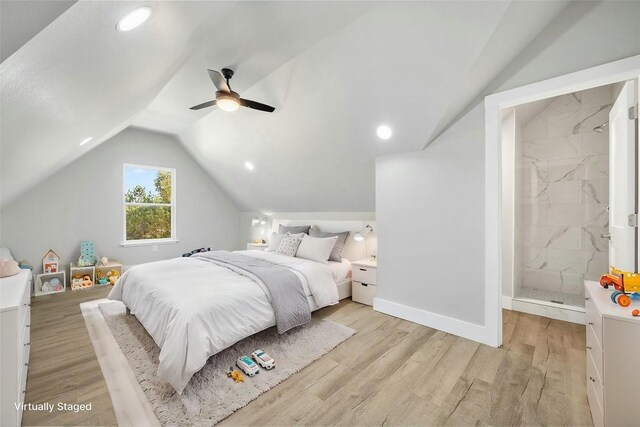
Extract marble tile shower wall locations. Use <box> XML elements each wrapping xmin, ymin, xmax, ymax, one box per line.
<box><xmin>516</xmin><ymin>86</ymin><xmax>612</xmax><ymax>299</ymax></box>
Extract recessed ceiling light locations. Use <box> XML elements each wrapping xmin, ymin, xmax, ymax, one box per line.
<box><xmin>79</xmin><ymin>137</ymin><xmax>93</xmax><ymax>146</ymax></box>
<box><xmin>244</xmin><ymin>161</ymin><xmax>255</xmax><ymax>171</ymax></box>
<box><xmin>376</xmin><ymin>125</ymin><xmax>392</xmax><ymax>140</ymax></box>
<box><xmin>116</xmin><ymin>7</ymin><xmax>152</xmax><ymax>32</ymax></box>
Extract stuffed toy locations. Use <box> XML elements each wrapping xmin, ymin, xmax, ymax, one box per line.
<box><xmin>0</xmin><ymin>258</ymin><xmax>20</xmax><ymax>278</ymax></box>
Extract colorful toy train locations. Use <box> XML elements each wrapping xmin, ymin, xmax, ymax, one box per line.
<box><xmin>600</xmin><ymin>267</ymin><xmax>640</xmax><ymax>307</ymax></box>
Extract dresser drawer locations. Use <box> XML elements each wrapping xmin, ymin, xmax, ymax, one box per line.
<box><xmin>587</xmin><ymin>349</ymin><xmax>604</xmax><ymax>414</ymax></box>
<box><xmin>586</xmin><ymin>325</ymin><xmax>603</xmax><ymax>382</ymax></box>
<box><xmin>587</xmin><ymin>378</ymin><xmax>604</xmax><ymax>427</ymax></box>
<box><xmin>352</xmin><ymin>266</ymin><xmax>376</xmax><ymax>285</ymax></box>
<box><xmin>352</xmin><ymin>281</ymin><xmax>376</xmax><ymax>306</ymax></box>
<box><xmin>584</xmin><ymin>295</ymin><xmax>602</xmax><ymax>347</ymax></box>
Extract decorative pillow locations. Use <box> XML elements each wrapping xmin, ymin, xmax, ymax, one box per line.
<box><xmin>296</xmin><ymin>234</ymin><xmax>339</xmax><ymax>264</ymax></box>
<box><xmin>275</xmin><ymin>235</ymin><xmax>303</xmax><ymax>257</ymax></box>
<box><xmin>0</xmin><ymin>258</ymin><xmax>20</xmax><ymax>278</ymax></box>
<box><xmin>267</xmin><ymin>232</ymin><xmax>304</xmax><ymax>252</ymax></box>
<box><xmin>278</xmin><ymin>224</ymin><xmax>311</xmax><ymax>235</ymax></box>
<box><xmin>309</xmin><ymin>229</ymin><xmax>350</xmax><ymax>262</ymax></box>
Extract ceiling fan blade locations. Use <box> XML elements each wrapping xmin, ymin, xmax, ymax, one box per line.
<box><xmin>189</xmin><ymin>100</ymin><xmax>217</xmax><ymax>110</ymax></box>
<box><xmin>207</xmin><ymin>69</ymin><xmax>230</xmax><ymax>92</ymax></box>
<box><xmin>239</xmin><ymin>98</ymin><xmax>275</xmax><ymax>112</ymax></box>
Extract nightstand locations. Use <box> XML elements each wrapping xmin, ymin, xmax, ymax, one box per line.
<box><xmin>247</xmin><ymin>243</ymin><xmax>269</xmax><ymax>251</ymax></box>
<box><xmin>351</xmin><ymin>260</ymin><xmax>377</xmax><ymax>306</ymax></box>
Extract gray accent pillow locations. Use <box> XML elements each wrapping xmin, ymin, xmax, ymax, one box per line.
<box><xmin>275</xmin><ymin>235</ymin><xmax>303</xmax><ymax>257</ymax></box>
<box><xmin>309</xmin><ymin>229</ymin><xmax>350</xmax><ymax>262</ymax></box>
<box><xmin>278</xmin><ymin>224</ymin><xmax>311</xmax><ymax>235</ymax></box>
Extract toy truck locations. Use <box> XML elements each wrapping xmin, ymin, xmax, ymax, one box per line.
<box><xmin>600</xmin><ymin>267</ymin><xmax>640</xmax><ymax>307</ymax></box>
<box><xmin>236</xmin><ymin>356</ymin><xmax>260</xmax><ymax>377</ymax></box>
<box><xmin>252</xmin><ymin>350</ymin><xmax>275</xmax><ymax>370</ymax></box>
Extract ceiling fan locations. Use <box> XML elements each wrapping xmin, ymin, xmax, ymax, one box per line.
<box><xmin>189</xmin><ymin>68</ymin><xmax>276</xmax><ymax>113</ymax></box>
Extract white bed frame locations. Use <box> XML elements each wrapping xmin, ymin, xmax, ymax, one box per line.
<box><xmin>270</xmin><ymin>218</ymin><xmax>376</xmax><ymax>300</ymax></box>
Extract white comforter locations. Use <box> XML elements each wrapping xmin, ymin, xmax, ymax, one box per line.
<box><xmin>108</xmin><ymin>250</ymin><xmax>338</xmax><ymax>393</ymax></box>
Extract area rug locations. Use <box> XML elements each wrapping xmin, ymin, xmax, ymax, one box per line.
<box><xmin>97</xmin><ymin>301</ymin><xmax>355</xmax><ymax>426</ymax></box>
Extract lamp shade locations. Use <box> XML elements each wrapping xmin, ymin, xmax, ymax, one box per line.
<box><xmin>354</xmin><ymin>225</ymin><xmax>373</xmax><ymax>241</ymax></box>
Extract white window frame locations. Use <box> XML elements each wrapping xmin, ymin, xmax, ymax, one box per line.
<box><xmin>121</xmin><ymin>163</ymin><xmax>178</xmax><ymax>247</ymax></box>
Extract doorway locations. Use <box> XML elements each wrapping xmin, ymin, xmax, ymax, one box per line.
<box><xmin>506</xmin><ymin>84</ymin><xmax>620</xmax><ymax>321</ymax></box>
<box><xmin>484</xmin><ymin>55</ymin><xmax>640</xmax><ymax>346</ymax></box>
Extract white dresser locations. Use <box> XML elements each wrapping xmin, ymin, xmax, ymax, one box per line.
<box><xmin>1</xmin><ymin>269</ymin><xmax>32</xmax><ymax>427</ymax></box>
<box><xmin>584</xmin><ymin>281</ymin><xmax>640</xmax><ymax>427</ymax></box>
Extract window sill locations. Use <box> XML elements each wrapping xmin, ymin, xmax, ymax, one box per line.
<box><xmin>120</xmin><ymin>239</ymin><xmax>179</xmax><ymax>248</ymax></box>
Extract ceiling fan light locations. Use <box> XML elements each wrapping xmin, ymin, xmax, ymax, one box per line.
<box><xmin>217</xmin><ymin>97</ymin><xmax>240</xmax><ymax>112</ymax></box>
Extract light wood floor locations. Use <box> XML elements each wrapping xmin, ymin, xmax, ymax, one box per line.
<box><xmin>23</xmin><ymin>286</ymin><xmax>593</xmax><ymax>426</ymax></box>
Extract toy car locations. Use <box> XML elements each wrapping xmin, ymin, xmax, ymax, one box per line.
<box><xmin>600</xmin><ymin>267</ymin><xmax>640</xmax><ymax>307</ymax></box>
<box><xmin>252</xmin><ymin>350</ymin><xmax>275</xmax><ymax>370</ymax></box>
<box><xmin>236</xmin><ymin>356</ymin><xmax>260</xmax><ymax>377</ymax></box>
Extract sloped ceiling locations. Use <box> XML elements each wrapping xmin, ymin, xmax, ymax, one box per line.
<box><xmin>1</xmin><ymin>1</ymin><xmax>576</xmax><ymax>211</ymax></box>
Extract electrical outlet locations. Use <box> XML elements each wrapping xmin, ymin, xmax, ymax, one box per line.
<box><xmin>152</xmin><ymin>245</ymin><xmax>158</xmax><ymax>252</ymax></box>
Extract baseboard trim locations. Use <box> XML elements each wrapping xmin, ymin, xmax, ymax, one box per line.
<box><xmin>373</xmin><ymin>298</ymin><xmax>498</xmax><ymax>347</ymax></box>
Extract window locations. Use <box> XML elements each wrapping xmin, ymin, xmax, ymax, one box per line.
<box><xmin>122</xmin><ymin>164</ymin><xmax>176</xmax><ymax>245</ymax></box>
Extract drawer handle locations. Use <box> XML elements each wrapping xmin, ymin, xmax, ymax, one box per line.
<box><xmin>361</xmin><ymin>283</ymin><xmax>368</xmax><ymax>287</ymax></box>
<box><xmin>588</xmin><ymin>322</ymin><xmax>593</xmax><ymax>326</ymax></box>
<box><xmin>25</xmin><ymin>324</ymin><xmax>30</xmax><ymax>328</ymax></box>
<box><xmin>359</xmin><ymin>268</ymin><xmax>367</xmax><ymax>271</ymax></box>
<box><xmin>586</xmin><ymin>346</ymin><xmax>592</xmax><ymax>350</ymax></box>
<box><xmin>24</xmin><ymin>342</ymin><xmax>30</xmax><ymax>346</ymax></box>
<box><xmin>24</xmin><ymin>363</ymin><xmax>28</xmax><ymax>367</ymax></box>
<box><xmin>24</xmin><ymin>303</ymin><xmax>31</xmax><ymax>307</ymax></box>
<box><xmin>589</xmin><ymin>376</ymin><xmax>595</xmax><ymax>383</ymax></box>
<box><xmin>585</xmin><ymin>297</ymin><xmax>590</xmax><ymax>301</ymax></box>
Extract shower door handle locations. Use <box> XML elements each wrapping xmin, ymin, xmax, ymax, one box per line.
<box><xmin>600</xmin><ymin>233</ymin><xmax>611</xmax><ymax>240</ymax></box>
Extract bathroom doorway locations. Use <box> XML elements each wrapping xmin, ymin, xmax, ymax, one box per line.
<box><xmin>509</xmin><ymin>84</ymin><xmax>617</xmax><ymax>320</ymax></box>
<box><xmin>499</xmin><ymin>78</ymin><xmax>638</xmax><ymax>324</ymax></box>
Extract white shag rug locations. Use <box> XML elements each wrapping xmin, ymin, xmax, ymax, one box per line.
<box><xmin>97</xmin><ymin>302</ymin><xmax>355</xmax><ymax>426</ymax></box>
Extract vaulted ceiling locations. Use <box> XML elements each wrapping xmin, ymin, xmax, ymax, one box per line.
<box><xmin>3</xmin><ymin>0</ymin><xmax>630</xmax><ymax>212</ymax></box>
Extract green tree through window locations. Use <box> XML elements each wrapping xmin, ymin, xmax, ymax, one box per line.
<box><xmin>124</xmin><ymin>166</ymin><xmax>175</xmax><ymax>242</ymax></box>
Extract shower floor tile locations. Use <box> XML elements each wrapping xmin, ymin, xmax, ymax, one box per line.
<box><xmin>515</xmin><ymin>286</ymin><xmax>585</xmax><ymax>308</ymax></box>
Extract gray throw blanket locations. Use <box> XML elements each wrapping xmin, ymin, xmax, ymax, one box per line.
<box><xmin>192</xmin><ymin>251</ymin><xmax>311</xmax><ymax>333</ymax></box>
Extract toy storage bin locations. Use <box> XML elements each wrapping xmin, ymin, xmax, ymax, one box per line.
<box><xmin>95</xmin><ymin>262</ymin><xmax>122</xmax><ymax>286</ymax></box>
<box><xmin>69</xmin><ymin>264</ymin><xmax>95</xmax><ymax>290</ymax></box>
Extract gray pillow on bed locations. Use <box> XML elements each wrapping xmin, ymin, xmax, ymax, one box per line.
<box><xmin>309</xmin><ymin>229</ymin><xmax>350</xmax><ymax>262</ymax></box>
<box><xmin>278</xmin><ymin>224</ymin><xmax>311</xmax><ymax>235</ymax></box>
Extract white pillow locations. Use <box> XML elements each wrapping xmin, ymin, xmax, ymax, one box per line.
<box><xmin>275</xmin><ymin>234</ymin><xmax>303</xmax><ymax>257</ymax></box>
<box><xmin>266</xmin><ymin>232</ymin><xmax>304</xmax><ymax>252</ymax></box>
<box><xmin>295</xmin><ymin>234</ymin><xmax>338</xmax><ymax>264</ymax></box>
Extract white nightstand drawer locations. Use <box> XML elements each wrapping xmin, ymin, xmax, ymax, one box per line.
<box><xmin>352</xmin><ymin>266</ymin><xmax>376</xmax><ymax>285</ymax></box>
<box><xmin>247</xmin><ymin>243</ymin><xmax>269</xmax><ymax>251</ymax></box>
<box><xmin>352</xmin><ymin>281</ymin><xmax>376</xmax><ymax>306</ymax></box>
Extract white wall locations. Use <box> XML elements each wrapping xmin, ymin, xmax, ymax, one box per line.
<box><xmin>0</xmin><ymin>127</ymin><xmax>240</xmax><ymax>272</ymax></box>
<box><xmin>374</xmin><ymin>1</ymin><xmax>640</xmax><ymax>346</ymax></box>
<box><xmin>376</xmin><ymin>104</ymin><xmax>486</xmax><ymax>326</ymax></box>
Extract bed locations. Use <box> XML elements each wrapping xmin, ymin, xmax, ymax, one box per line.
<box><xmin>108</xmin><ymin>249</ymin><xmax>348</xmax><ymax>393</ymax></box>
<box><xmin>108</xmin><ymin>219</ymin><xmax>374</xmax><ymax>393</ymax></box>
